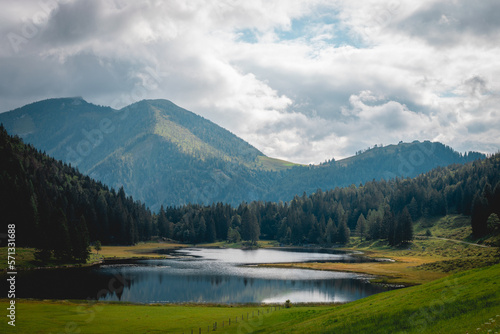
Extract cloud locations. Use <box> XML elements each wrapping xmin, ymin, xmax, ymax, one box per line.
<box><xmin>393</xmin><ymin>0</ymin><xmax>500</xmax><ymax>47</ymax></box>
<box><xmin>0</xmin><ymin>0</ymin><xmax>499</xmax><ymax>164</ymax></box>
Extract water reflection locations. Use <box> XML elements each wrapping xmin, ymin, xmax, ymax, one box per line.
<box><xmin>6</xmin><ymin>248</ymin><xmax>392</xmax><ymax>304</ymax></box>
<box><xmin>96</xmin><ymin>248</ymin><xmax>389</xmax><ymax>303</ymax></box>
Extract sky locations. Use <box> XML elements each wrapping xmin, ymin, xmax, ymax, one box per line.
<box><xmin>1</xmin><ymin>0</ymin><xmax>499</xmax><ymax>164</ymax></box>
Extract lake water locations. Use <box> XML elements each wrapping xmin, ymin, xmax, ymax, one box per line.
<box><xmin>7</xmin><ymin>248</ymin><xmax>392</xmax><ymax>304</ymax></box>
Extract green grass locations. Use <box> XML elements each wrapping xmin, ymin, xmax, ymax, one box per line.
<box><xmin>254</xmin><ymin>263</ymin><xmax>500</xmax><ymax>333</ymax></box>
<box><xmin>0</xmin><ymin>247</ymin><xmax>97</xmax><ymax>271</ymax></box>
<box><xmin>2</xmin><ymin>264</ymin><xmax>499</xmax><ymax>333</ymax></box>
<box><xmin>256</xmin><ymin>156</ymin><xmax>301</xmax><ymax>171</ymax></box>
<box><xmin>0</xmin><ymin>300</ymin><xmax>309</xmax><ymax>334</ymax></box>
<box><xmin>0</xmin><ymin>248</ymin><xmax>36</xmax><ymax>271</ymax></box>
<box><xmin>413</xmin><ymin>214</ymin><xmax>472</xmax><ymax>240</ymax></box>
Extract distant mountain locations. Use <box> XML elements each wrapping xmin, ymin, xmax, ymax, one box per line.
<box><xmin>0</xmin><ymin>98</ymin><xmax>485</xmax><ymax>209</ymax></box>
<box><xmin>264</xmin><ymin>141</ymin><xmax>485</xmax><ymax>202</ymax></box>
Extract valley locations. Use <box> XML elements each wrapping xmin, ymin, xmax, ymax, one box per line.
<box><xmin>1</xmin><ymin>99</ymin><xmax>499</xmax><ymax>333</ymax></box>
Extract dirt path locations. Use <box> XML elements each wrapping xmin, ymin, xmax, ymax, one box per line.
<box><xmin>429</xmin><ymin>236</ymin><xmax>489</xmax><ymax>247</ymax></box>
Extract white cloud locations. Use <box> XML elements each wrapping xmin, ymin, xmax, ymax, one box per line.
<box><xmin>0</xmin><ymin>0</ymin><xmax>499</xmax><ymax>163</ymax></box>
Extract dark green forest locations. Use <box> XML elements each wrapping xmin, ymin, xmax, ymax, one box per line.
<box><xmin>0</xmin><ymin>126</ymin><xmax>154</xmax><ymax>262</ymax></box>
<box><xmin>1</xmin><ymin>125</ymin><xmax>499</xmax><ymax>264</ymax></box>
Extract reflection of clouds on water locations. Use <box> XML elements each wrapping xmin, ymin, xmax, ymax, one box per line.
<box><xmin>262</xmin><ymin>290</ymin><xmax>335</xmax><ymax>304</ymax></box>
<box><xmin>172</xmin><ymin>247</ymin><xmax>359</xmax><ymax>265</ymax></box>
<box><xmin>5</xmin><ymin>248</ymin><xmax>391</xmax><ymax>304</ymax></box>
<box><xmin>96</xmin><ymin>248</ymin><xmax>390</xmax><ymax>304</ymax></box>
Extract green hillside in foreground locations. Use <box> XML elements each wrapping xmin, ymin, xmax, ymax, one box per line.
<box><xmin>2</xmin><ymin>263</ymin><xmax>498</xmax><ymax>333</ymax></box>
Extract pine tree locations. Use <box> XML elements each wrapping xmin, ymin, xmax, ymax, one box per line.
<box><xmin>206</xmin><ymin>218</ymin><xmax>216</xmax><ymax>242</ymax></box>
<box><xmin>196</xmin><ymin>216</ymin><xmax>206</xmax><ymax>243</ymax></box>
<box><xmin>471</xmin><ymin>193</ymin><xmax>489</xmax><ymax>237</ymax></box>
<box><xmin>326</xmin><ymin>218</ymin><xmax>337</xmax><ymax>244</ymax></box>
<box><xmin>71</xmin><ymin>215</ymin><xmax>90</xmax><ymax>262</ymax></box>
<box><xmin>355</xmin><ymin>214</ymin><xmax>367</xmax><ymax>240</ymax></box>
<box><xmin>383</xmin><ymin>208</ymin><xmax>396</xmax><ymax>246</ymax></box>
<box><xmin>399</xmin><ymin>207</ymin><xmax>413</xmax><ymax>245</ymax></box>
<box><xmin>241</xmin><ymin>207</ymin><xmax>260</xmax><ymax>244</ymax></box>
<box><xmin>337</xmin><ymin>219</ymin><xmax>350</xmax><ymax>244</ymax></box>
<box><xmin>52</xmin><ymin>208</ymin><xmax>72</xmax><ymax>260</ymax></box>
<box><xmin>157</xmin><ymin>206</ymin><xmax>169</xmax><ymax>237</ymax></box>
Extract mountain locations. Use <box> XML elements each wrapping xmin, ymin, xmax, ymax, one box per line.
<box><xmin>0</xmin><ymin>98</ymin><xmax>485</xmax><ymax>209</ymax></box>
<box><xmin>0</xmin><ymin>98</ymin><xmax>289</xmax><ymax>210</ymax></box>
<box><xmin>263</xmin><ymin>141</ymin><xmax>485</xmax><ymax>201</ymax></box>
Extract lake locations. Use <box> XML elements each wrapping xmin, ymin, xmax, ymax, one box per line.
<box><xmin>7</xmin><ymin>248</ymin><xmax>392</xmax><ymax>304</ymax></box>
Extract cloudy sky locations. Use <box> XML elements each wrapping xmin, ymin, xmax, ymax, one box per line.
<box><xmin>1</xmin><ymin>0</ymin><xmax>499</xmax><ymax>163</ymax></box>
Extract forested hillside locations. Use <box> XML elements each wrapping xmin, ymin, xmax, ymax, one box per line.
<box><xmin>161</xmin><ymin>153</ymin><xmax>500</xmax><ymax>246</ymax></box>
<box><xmin>263</xmin><ymin>141</ymin><xmax>484</xmax><ymax>202</ymax></box>
<box><xmin>0</xmin><ymin>126</ymin><xmax>154</xmax><ymax>262</ymax></box>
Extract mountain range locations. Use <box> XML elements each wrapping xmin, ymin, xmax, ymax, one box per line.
<box><xmin>0</xmin><ymin>97</ymin><xmax>485</xmax><ymax>210</ymax></box>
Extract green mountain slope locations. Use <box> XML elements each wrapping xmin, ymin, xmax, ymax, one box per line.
<box><xmin>263</xmin><ymin>141</ymin><xmax>484</xmax><ymax>202</ymax></box>
<box><xmin>0</xmin><ymin>98</ymin><xmax>485</xmax><ymax>209</ymax></box>
<box><xmin>0</xmin><ymin>98</ymin><xmax>279</xmax><ymax>210</ymax></box>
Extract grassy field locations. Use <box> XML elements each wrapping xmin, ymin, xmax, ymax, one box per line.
<box><xmin>1</xmin><ymin>263</ymin><xmax>499</xmax><ymax>333</ymax></box>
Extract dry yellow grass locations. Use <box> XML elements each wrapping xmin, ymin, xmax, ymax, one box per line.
<box><xmin>261</xmin><ymin>255</ymin><xmax>447</xmax><ymax>286</ymax></box>
<box><xmin>93</xmin><ymin>242</ymin><xmax>187</xmax><ymax>259</ymax></box>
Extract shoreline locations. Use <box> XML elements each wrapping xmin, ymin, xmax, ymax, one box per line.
<box><xmin>4</xmin><ymin>239</ymin><xmax>496</xmax><ymax>287</ymax></box>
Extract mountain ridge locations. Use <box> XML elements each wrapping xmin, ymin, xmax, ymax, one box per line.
<box><xmin>0</xmin><ymin>97</ymin><xmax>486</xmax><ymax>209</ymax></box>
